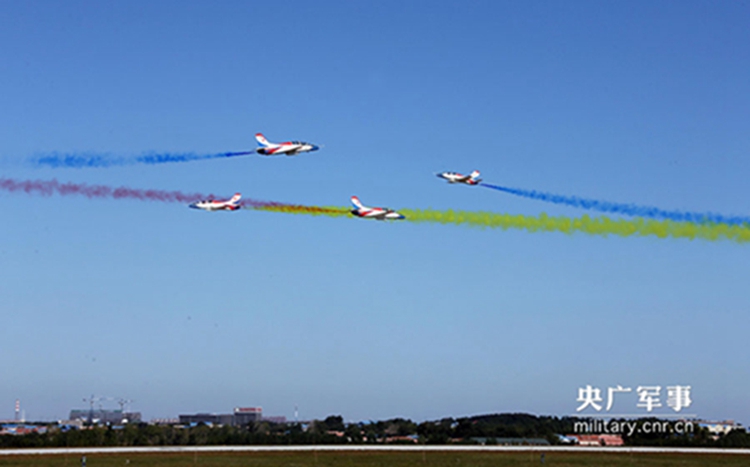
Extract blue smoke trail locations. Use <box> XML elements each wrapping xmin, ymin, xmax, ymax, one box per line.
<box><xmin>33</xmin><ymin>151</ymin><xmax>255</xmax><ymax>168</ymax></box>
<box><xmin>481</xmin><ymin>183</ymin><xmax>750</xmax><ymax>226</ymax></box>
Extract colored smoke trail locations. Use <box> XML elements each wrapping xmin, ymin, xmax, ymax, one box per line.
<box><xmin>399</xmin><ymin>209</ymin><xmax>750</xmax><ymax>243</ymax></box>
<box><xmin>249</xmin><ymin>202</ymin><xmax>750</xmax><ymax>243</ymax></box>
<box><xmin>0</xmin><ymin>177</ymin><xmax>269</xmax><ymax>206</ymax></box>
<box><xmin>481</xmin><ymin>183</ymin><xmax>750</xmax><ymax>226</ymax></box>
<box><xmin>32</xmin><ymin>151</ymin><xmax>255</xmax><ymax>168</ymax></box>
<box><xmin>0</xmin><ymin>177</ymin><xmax>337</xmax><ymax>214</ymax></box>
<box><xmin>3</xmin><ymin>177</ymin><xmax>748</xmax><ymax>243</ymax></box>
<box><xmin>398</xmin><ymin>208</ymin><xmax>750</xmax><ymax>243</ymax></box>
<box><xmin>249</xmin><ymin>204</ymin><xmax>350</xmax><ymax>217</ymax></box>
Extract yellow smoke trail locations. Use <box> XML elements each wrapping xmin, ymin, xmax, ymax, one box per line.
<box><xmin>400</xmin><ymin>209</ymin><xmax>750</xmax><ymax>243</ymax></box>
<box><xmin>251</xmin><ymin>204</ymin><xmax>351</xmax><ymax>217</ymax></box>
<box><xmin>251</xmin><ymin>205</ymin><xmax>750</xmax><ymax>243</ymax></box>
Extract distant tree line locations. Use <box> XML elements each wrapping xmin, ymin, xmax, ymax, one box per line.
<box><xmin>417</xmin><ymin>414</ymin><xmax>574</xmax><ymax>444</ymax></box>
<box><xmin>621</xmin><ymin>418</ymin><xmax>750</xmax><ymax>448</ymax></box>
<box><xmin>1</xmin><ymin>413</ymin><xmax>748</xmax><ymax>448</ymax></box>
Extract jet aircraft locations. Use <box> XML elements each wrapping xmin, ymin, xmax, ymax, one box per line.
<box><xmin>255</xmin><ymin>133</ymin><xmax>320</xmax><ymax>156</ymax></box>
<box><xmin>189</xmin><ymin>193</ymin><xmax>242</xmax><ymax>211</ymax></box>
<box><xmin>350</xmin><ymin>196</ymin><xmax>405</xmax><ymax>220</ymax></box>
<box><xmin>436</xmin><ymin>170</ymin><xmax>482</xmax><ymax>185</ymax></box>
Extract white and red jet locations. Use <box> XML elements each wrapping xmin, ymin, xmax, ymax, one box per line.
<box><xmin>350</xmin><ymin>196</ymin><xmax>405</xmax><ymax>220</ymax></box>
<box><xmin>255</xmin><ymin>133</ymin><xmax>320</xmax><ymax>156</ymax></box>
<box><xmin>436</xmin><ymin>170</ymin><xmax>482</xmax><ymax>185</ymax></box>
<box><xmin>189</xmin><ymin>193</ymin><xmax>242</xmax><ymax>211</ymax></box>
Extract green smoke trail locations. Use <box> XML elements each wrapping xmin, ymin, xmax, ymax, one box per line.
<box><xmin>250</xmin><ymin>204</ymin><xmax>750</xmax><ymax>243</ymax></box>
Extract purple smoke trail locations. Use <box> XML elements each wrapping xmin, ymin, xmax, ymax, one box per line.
<box><xmin>0</xmin><ymin>177</ymin><xmax>269</xmax><ymax>206</ymax></box>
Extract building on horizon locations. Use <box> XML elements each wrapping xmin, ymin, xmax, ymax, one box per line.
<box><xmin>233</xmin><ymin>407</ymin><xmax>262</xmax><ymax>426</ymax></box>
<box><xmin>68</xmin><ymin>409</ymin><xmax>141</xmax><ymax>425</ymax></box>
<box><xmin>0</xmin><ymin>424</ymin><xmax>48</xmax><ymax>435</ymax></box>
<box><xmin>262</xmin><ymin>415</ymin><xmax>287</xmax><ymax>424</ymax></box>
<box><xmin>150</xmin><ymin>418</ymin><xmax>179</xmax><ymax>425</ymax></box>
<box><xmin>566</xmin><ymin>434</ymin><xmax>624</xmax><ymax>446</ymax></box>
<box><xmin>179</xmin><ymin>407</ymin><xmax>263</xmax><ymax>427</ymax></box>
<box><xmin>698</xmin><ymin>420</ymin><xmax>742</xmax><ymax>438</ymax></box>
<box><xmin>178</xmin><ymin>413</ymin><xmax>233</xmax><ymax>426</ymax></box>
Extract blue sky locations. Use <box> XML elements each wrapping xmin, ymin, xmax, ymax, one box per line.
<box><xmin>1</xmin><ymin>0</ymin><xmax>749</xmax><ymax>424</ymax></box>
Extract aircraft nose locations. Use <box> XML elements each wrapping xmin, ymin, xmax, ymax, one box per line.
<box><xmin>311</xmin><ymin>145</ymin><xmax>320</xmax><ymax>152</ymax></box>
<box><xmin>188</xmin><ymin>203</ymin><xmax>198</xmax><ymax>209</ymax></box>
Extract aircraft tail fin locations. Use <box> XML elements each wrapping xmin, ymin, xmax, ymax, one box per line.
<box><xmin>351</xmin><ymin>196</ymin><xmax>365</xmax><ymax>210</ymax></box>
<box><xmin>255</xmin><ymin>133</ymin><xmax>271</xmax><ymax>147</ymax></box>
<box><xmin>470</xmin><ymin>170</ymin><xmax>481</xmax><ymax>179</ymax></box>
<box><xmin>230</xmin><ymin>193</ymin><xmax>241</xmax><ymax>203</ymax></box>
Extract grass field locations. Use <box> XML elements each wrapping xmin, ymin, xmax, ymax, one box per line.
<box><xmin>1</xmin><ymin>450</ymin><xmax>749</xmax><ymax>467</ymax></box>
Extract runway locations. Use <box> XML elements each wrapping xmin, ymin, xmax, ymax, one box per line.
<box><xmin>1</xmin><ymin>445</ymin><xmax>749</xmax><ymax>456</ymax></box>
